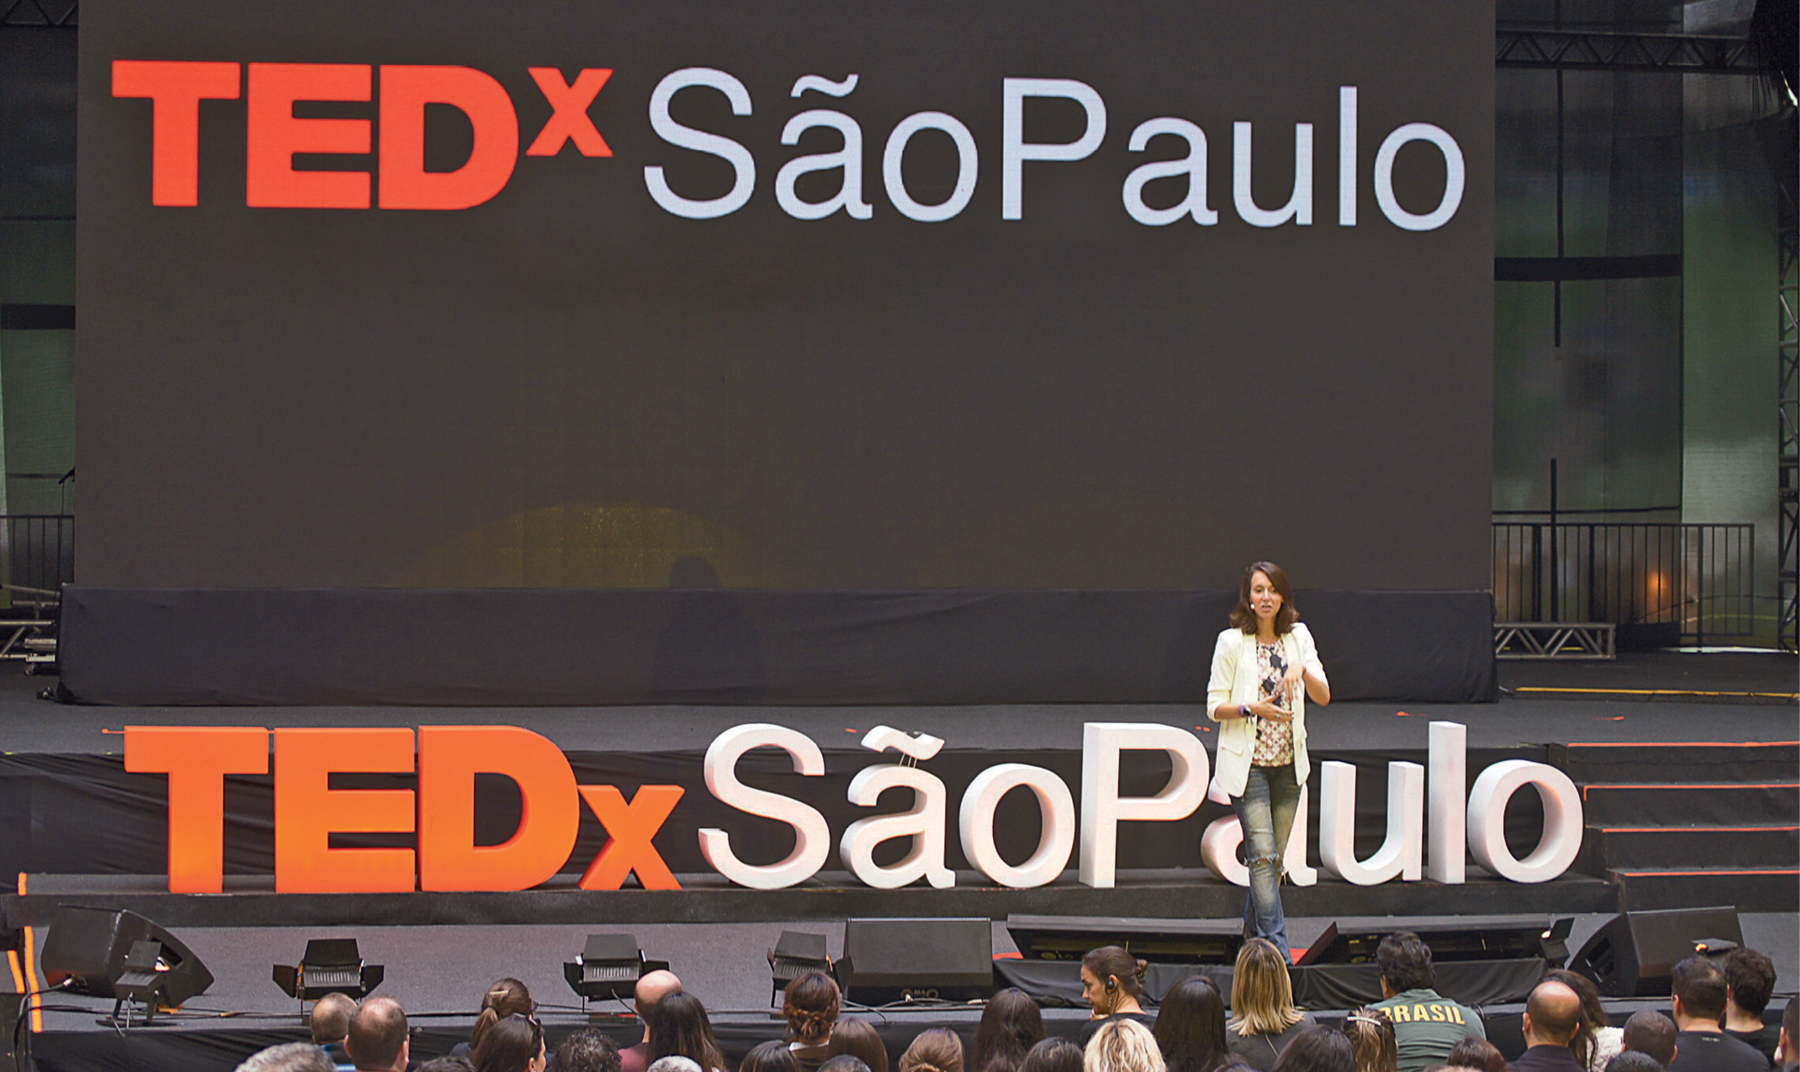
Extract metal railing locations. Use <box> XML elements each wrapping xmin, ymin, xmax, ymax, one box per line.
<box><xmin>0</xmin><ymin>513</ymin><xmax>72</xmax><ymax>596</ymax></box>
<box><xmin>1493</xmin><ymin>521</ymin><xmax>1755</xmax><ymax>645</ymax></box>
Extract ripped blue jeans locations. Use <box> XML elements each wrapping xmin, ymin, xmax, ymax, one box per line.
<box><xmin>1231</xmin><ymin>763</ymin><xmax>1300</xmax><ymax>963</ymax></box>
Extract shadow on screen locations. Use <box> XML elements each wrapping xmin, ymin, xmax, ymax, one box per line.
<box><xmin>649</xmin><ymin>557</ymin><xmax>769</xmax><ymax>702</ymax></box>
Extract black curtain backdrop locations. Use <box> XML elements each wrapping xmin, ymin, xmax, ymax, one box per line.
<box><xmin>59</xmin><ymin>587</ymin><xmax>1495</xmax><ymax>705</ymax></box>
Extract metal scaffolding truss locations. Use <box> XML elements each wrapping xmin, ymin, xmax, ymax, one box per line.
<box><xmin>1780</xmin><ymin>181</ymin><xmax>1798</xmax><ymax>652</ymax></box>
<box><xmin>1496</xmin><ymin>29</ymin><xmax>1766</xmax><ymax>74</ymax></box>
<box><xmin>0</xmin><ymin>0</ymin><xmax>75</xmax><ymax>27</ymax></box>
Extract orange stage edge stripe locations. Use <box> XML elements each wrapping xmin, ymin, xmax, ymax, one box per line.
<box><xmin>5</xmin><ymin>949</ymin><xmax>24</xmax><ymax>995</ymax></box>
<box><xmin>1615</xmin><ymin>869</ymin><xmax>1800</xmax><ymax>877</ymax></box>
<box><xmin>1567</xmin><ymin>740</ymin><xmax>1800</xmax><ymax>748</ymax></box>
<box><xmin>1602</xmin><ymin>826</ymin><xmax>1800</xmax><ymax>833</ymax></box>
<box><xmin>23</xmin><ymin>924</ymin><xmax>40</xmax><ymax>1032</ymax></box>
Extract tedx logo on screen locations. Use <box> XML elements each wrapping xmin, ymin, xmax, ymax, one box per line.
<box><xmin>114</xmin><ymin>59</ymin><xmax>1467</xmax><ymax>230</ymax></box>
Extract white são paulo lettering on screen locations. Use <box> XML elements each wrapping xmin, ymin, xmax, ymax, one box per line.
<box><xmin>646</xmin><ymin>74</ymin><xmax>1466</xmax><ymax>229</ymax></box>
<box><xmin>698</xmin><ymin>719</ymin><xmax>1580</xmax><ymax>891</ymax></box>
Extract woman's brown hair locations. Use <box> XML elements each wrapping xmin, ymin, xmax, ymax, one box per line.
<box><xmin>1340</xmin><ymin>1008</ymin><xmax>1396</xmax><ymax>1072</ymax></box>
<box><xmin>1081</xmin><ymin>947</ymin><xmax>1148</xmax><ymax>997</ymax></box>
<box><xmin>471</xmin><ymin>978</ymin><xmax>533</xmax><ymax>1053</ymax></box>
<box><xmin>784</xmin><ymin>970</ymin><xmax>842</xmax><ymax>1044</ymax></box>
<box><xmin>1228</xmin><ymin>562</ymin><xmax>1299</xmax><ymax>636</ymax></box>
<box><xmin>899</xmin><ymin>1029</ymin><xmax>964</xmax><ymax>1072</ymax></box>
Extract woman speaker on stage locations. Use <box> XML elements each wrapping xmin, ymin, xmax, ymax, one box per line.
<box><xmin>1207</xmin><ymin>561</ymin><xmax>1330</xmax><ymax>963</ymax></box>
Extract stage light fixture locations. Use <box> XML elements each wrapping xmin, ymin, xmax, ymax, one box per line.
<box><xmin>39</xmin><ymin>905</ymin><xmax>214</xmax><ymax>1023</ymax></box>
<box><xmin>272</xmin><ymin>938</ymin><xmax>386</xmax><ymax>1002</ymax></box>
<box><xmin>1539</xmin><ymin>917</ymin><xmax>1575</xmax><ymax>965</ymax></box>
<box><xmin>767</xmin><ymin>930</ymin><xmax>832</xmax><ymax>1005</ymax></box>
<box><xmin>108</xmin><ymin>940</ymin><xmax>171</xmax><ymax>1025</ymax></box>
<box><xmin>563</xmin><ymin>933</ymin><xmax>669</xmax><ymax>1009</ymax></box>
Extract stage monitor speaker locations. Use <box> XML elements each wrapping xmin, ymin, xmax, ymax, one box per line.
<box><xmin>39</xmin><ymin>905</ymin><xmax>214</xmax><ymax>1008</ymax></box>
<box><xmin>1004</xmin><ymin>915</ymin><xmax>1243</xmax><ymax>964</ymax></box>
<box><xmin>842</xmin><ymin>918</ymin><xmax>993</xmax><ymax>1004</ymax></box>
<box><xmin>1299</xmin><ymin>914</ymin><xmax>1570</xmax><ymax>965</ymax></box>
<box><xmin>1567</xmin><ymin>907</ymin><xmax>1743</xmax><ymax>997</ymax></box>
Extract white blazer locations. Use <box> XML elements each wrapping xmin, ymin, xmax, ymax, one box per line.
<box><xmin>1205</xmin><ymin>623</ymin><xmax>1327</xmax><ymax>798</ymax></box>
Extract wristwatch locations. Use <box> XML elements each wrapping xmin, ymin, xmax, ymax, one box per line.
<box><xmin>1239</xmin><ymin>703</ymin><xmax>1251</xmax><ymax>719</ymax></box>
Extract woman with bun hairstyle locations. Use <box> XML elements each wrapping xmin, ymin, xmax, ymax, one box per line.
<box><xmin>1207</xmin><ymin>562</ymin><xmax>1330</xmax><ymax>962</ymax></box>
<box><xmin>1079</xmin><ymin>946</ymin><xmax>1154</xmax><ymax>1045</ymax></box>
<box><xmin>785</xmin><ymin>970</ymin><xmax>843</xmax><ymax>1072</ymax></box>
<box><xmin>1226</xmin><ymin>939</ymin><xmax>1316</xmax><ymax>1072</ymax></box>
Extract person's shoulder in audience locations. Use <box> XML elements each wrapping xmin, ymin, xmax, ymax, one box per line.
<box><xmin>1669</xmin><ymin>1030</ymin><xmax>1768</xmax><ymax>1072</ymax></box>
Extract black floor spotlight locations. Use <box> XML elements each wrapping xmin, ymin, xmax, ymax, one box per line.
<box><xmin>273</xmin><ymin>938</ymin><xmax>386</xmax><ymax>1011</ymax></box>
<box><xmin>767</xmin><ymin>931</ymin><xmax>833</xmax><ymax>1006</ymax></box>
<box><xmin>563</xmin><ymin>934</ymin><xmax>669</xmax><ymax>1012</ymax></box>
<box><xmin>38</xmin><ymin>906</ymin><xmax>215</xmax><ymax>1028</ymax></box>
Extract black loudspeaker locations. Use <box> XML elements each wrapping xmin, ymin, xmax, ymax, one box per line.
<box><xmin>1005</xmin><ymin>914</ymin><xmax>1243</xmax><ymax>964</ymax></box>
<box><xmin>1568</xmin><ymin>907</ymin><xmax>1743</xmax><ymax>997</ymax></box>
<box><xmin>841</xmin><ymin>918</ymin><xmax>993</xmax><ymax>1004</ymax></box>
<box><xmin>38</xmin><ymin>906</ymin><xmax>214</xmax><ymax>1008</ymax></box>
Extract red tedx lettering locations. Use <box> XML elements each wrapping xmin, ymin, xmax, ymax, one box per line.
<box><xmin>246</xmin><ymin>63</ymin><xmax>372</xmax><ymax>209</ymax></box>
<box><xmin>578</xmin><ymin>785</ymin><xmax>686</xmax><ymax>890</ymax></box>
<box><xmin>378</xmin><ymin>65</ymin><xmax>519</xmax><ymax>210</ymax></box>
<box><xmin>111</xmin><ymin>60</ymin><xmax>241</xmax><ymax>207</ymax></box>
<box><xmin>525</xmin><ymin>67</ymin><xmax>613</xmax><ymax>157</ymax></box>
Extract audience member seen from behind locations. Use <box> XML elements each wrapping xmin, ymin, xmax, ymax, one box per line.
<box><xmin>1023</xmin><ymin>1037</ymin><xmax>1086</xmax><ymax>1072</ymax></box>
<box><xmin>625</xmin><ymin>971</ymin><xmax>685</xmax><ymax>1072</ymax></box>
<box><xmin>975</xmin><ymin>988</ymin><xmax>1047</xmax><ymax>1072</ymax></box>
<box><xmin>1604</xmin><ymin>1054</ymin><xmax>1665</xmax><ymax>1072</ymax></box>
<box><xmin>236</xmin><ymin>1041</ymin><xmax>336</xmax><ymax>1072</ymax></box>
<box><xmin>312</xmin><ymin>991</ymin><xmax>358</xmax><ymax>1072</ymax></box>
<box><xmin>473</xmin><ymin>1013</ymin><xmax>545</xmax><ymax>1072</ymax></box>
<box><xmin>1620</xmin><ymin>1012</ymin><xmax>1677</xmax><ymax>1068</ymax></box>
<box><xmin>828</xmin><ymin>1019</ymin><xmax>892</xmax><ymax>1072</ymax></box>
<box><xmin>649</xmin><ymin>992</ymin><xmax>728</xmax><ymax>1072</ymax></box>
<box><xmin>1085</xmin><ymin>1019</ymin><xmax>1166</xmax><ymax>1072</ymax></box>
<box><xmin>1341</xmin><ymin>1008</ymin><xmax>1397</xmax><ymax>1072</ymax></box>
<box><xmin>1228</xmin><ymin>939</ymin><xmax>1317</xmax><ymax>1072</ymax></box>
<box><xmin>1081</xmin><ymin>946</ymin><xmax>1154</xmax><ymax>1044</ymax></box>
<box><xmin>1267</xmin><ymin>1027</ymin><xmax>1354</xmax><ymax>1072</ymax></box>
<box><xmin>743</xmin><ymin>1041</ymin><xmax>806</xmax><ymax>1072</ymax></box>
<box><xmin>1155</xmin><ymin>976</ymin><xmax>1230</xmax><ymax>1072</ymax></box>
<box><xmin>1508</xmin><ymin>981</ymin><xmax>1585</xmax><ymax>1072</ymax></box>
<box><xmin>1722</xmin><ymin>948</ymin><xmax>1781</xmax><ymax>1066</ymax></box>
<box><xmin>451</xmin><ymin>979</ymin><xmax>534</xmax><ymax>1060</ymax></box>
<box><xmin>346</xmin><ymin>996</ymin><xmax>411</xmax><ymax>1072</ymax></box>
<box><xmin>822</xmin><ymin>1058</ymin><xmax>873</xmax><ymax>1072</ymax></box>
<box><xmin>1444</xmin><ymin>1038</ymin><xmax>1508</xmax><ymax>1072</ymax></box>
<box><xmin>555</xmin><ymin>1029</ymin><xmax>624</xmax><ymax>1072</ymax></box>
<box><xmin>1776</xmin><ymin>999</ymin><xmax>1797</xmax><ymax>1072</ymax></box>
<box><xmin>1369</xmin><ymin>932</ymin><xmax>1487</xmax><ymax>1072</ymax></box>
<box><xmin>419</xmin><ymin>1059</ymin><xmax>476</xmax><ymax>1072</ymax></box>
<box><xmin>900</xmin><ymin>1028</ymin><xmax>966</xmax><ymax>1072</ymax></box>
<box><xmin>1667</xmin><ymin>956</ymin><xmax>1768</xmax><ymax>1072</ymax></box>
<box><xmin>1546</xmin><ymin>969</ymin><xmax>1621</xmax><ymax>1072</ymax></box>
<box><xmin>786</xmin><ymin>970</ymin><xmax>844</xmax><ymax>1072</ymax></box>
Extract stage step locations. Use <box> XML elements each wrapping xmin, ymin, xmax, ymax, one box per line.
<box><xmin>1609</xmin><ymin>867</ymin><xmax>1800</xmax><ymax>912</ymax></box>
<box><xmin>1578</xmin><ymin>782</ymin><xmax>1799</xmax><ymax>826</ymax></box>
<box><xmin>1580</xmin><ymin>824</ymin><xmax>1800</xmax><ymax>871</ymax></box>
<box><xmin>1550</xmin><ymin>741</ymin><xmax>1800</xmax><ymax>783</ymax></box>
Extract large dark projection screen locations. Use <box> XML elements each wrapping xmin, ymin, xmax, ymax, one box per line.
<box><xmin>68</xmin><ymin>0</ymin><xmax>1495</xmax><ymax>704</ymax></box>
